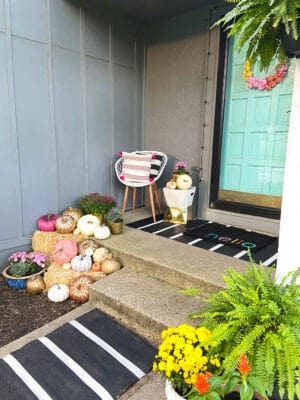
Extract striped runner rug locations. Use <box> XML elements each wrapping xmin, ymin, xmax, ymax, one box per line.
<box><xmin>127</xmin><ymin>215</ymin><xmax>278</xmax><ymax>267</ymax></box>
<box><xmin>0</xmin><ymin>309</ymin><xmax>156</xmax><ymax>400</ymax></box>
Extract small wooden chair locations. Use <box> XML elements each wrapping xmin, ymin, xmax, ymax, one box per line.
<box><xmin>115</xmin><ymin>151</ymin><xmax>168</xmax><ymax>222</ymax></box>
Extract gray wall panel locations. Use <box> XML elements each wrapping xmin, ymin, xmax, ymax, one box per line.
<box><xmin>12</xmin><ymin>37</ymin><xmax>57</xmax><ymax>235</ymax></box>
<box><xmin>0</xmin><ymin>0</ymin><xmax>144</xmax><ymax>265</ymax></box>
<box><xmin>10</xmin><ymin>0</ymin><xmax>46</xmax><ymax>42</ymax></box>
<box><xmin>50</xmin><ymin>0</ymin><xmax>80</xmax><ymax>52</ymax></box>
<box><xmin>0</xmin><ymin>33</ymin><xmax>18</xmax><ymax>241</ymax></box>
<box><xmin>86</xmin><ymin>56</ymin><xmax>112</xmax><ymax>193</ymax></box>
<box><xmin>113</xmin><ymin>64</ymin><xmax>135</xmax><ymax>151</ymax></box>
<box><xmin>85</xmin><ymin>10</ymin><xmax>110</xmax><ymax>61</ymax></box>
<box><xmin>114</xmin><ymin>19</ymin><xmax>136</xmax><ymax>67</ymax></box>
<box><xmin>52</xmin><ymin>46</ymin><xmax>86</xmax><ymax>207</ymax></box>
<box><xmin>0</xmin><ymin>0</ymin><xmax>4</xmax><ymax>32</ymax></box>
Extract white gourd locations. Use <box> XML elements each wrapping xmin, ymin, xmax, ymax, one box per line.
<box><xmin>176</xmin><ymin>174</ymin><xmax>192</xmax><ymax>190</ymax></box>
<box><xmin>77</xmin><ymin>214</ymin><xmax>100</xmax><ymax>236</ymax></box>
<box><xmin>94</xmin><ymin>224</ymin><xmax>111</xmax><ymax>240</ymax></box>
<box><xmin>93</xmin><ymin>247</ymin><xmax>109</xmax><ymax>263</ymax></box>
<box><xmin>71</xmin><ymin>254</ymin><xmax>92</xmax><ymax>272</ymax></box>
<box><xmin>166</xmin><ymin>180</ymin><xmax>177</xmax><ymax>189</ymax></box>
<box><xmin>101</xmin><ymin>255</ymin><xmax>121</xmax><ymax>275</ymax></box>
<box><xmin>48</xmin><ymin>284</ymin><xmax>69</xmax><ymax>302</ymax></box>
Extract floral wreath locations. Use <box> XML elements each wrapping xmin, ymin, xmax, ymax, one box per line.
<box><xmin>243</xmin><ymin>60</ymin><xmax>288</xmax><ymax>91</ymax></box>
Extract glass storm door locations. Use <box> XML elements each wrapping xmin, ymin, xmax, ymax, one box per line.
<box><xmin>218</xmin><ymin>39</ymin><xmax>294</xmax><ymax>215</ymax></box>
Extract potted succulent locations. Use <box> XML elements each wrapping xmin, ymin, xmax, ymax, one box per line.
<box><xmin>2</xmin><ymin>251</ymin><xmax>48</xmax><ymax>290</ymax></box>
<box><xmin>78</xmin><ymin>193</ymin><xmax>116</xmax><ymax>222</ymax></box>
<box><xmin>104</xmin><ymin>207</ymin><xmax>123</xmax><ymax>234</ymax></box>
<box><xmin>215</xmin><ymin>0</ymin><xmax>300</xmax><ymax>70</ymax></box>
<box><xmin>154</xmin><ymin>262</ymin><xmax>300</xmax><ymax>400</ymax></box>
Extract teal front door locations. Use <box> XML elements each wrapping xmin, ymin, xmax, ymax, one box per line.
<box><xmin>217</xmin><ymin>39</ymin><xmax>294</xmax><ymax>213</ymax></box>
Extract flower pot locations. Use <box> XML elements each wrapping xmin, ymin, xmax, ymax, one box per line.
<box><xmin>2</xmin><ymin>266</ymin><xmax>45</xmax><ymax>290</ymax></box>
<box><xmin>165</xmin><ymin>380</ymin><xmax>184</xmax><ymax>400</ymax></box>
<box><xmin>107</xmin><ymin>220</ymin><xmax>123</xmax><ymax>234</ymax></box>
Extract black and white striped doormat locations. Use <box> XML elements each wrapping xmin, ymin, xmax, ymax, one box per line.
<box><xmin>0</xmin><ymin>309</ymin><xmax>156</xmax><ymax>400</ymax></box>
<box><xmin>127</xmin><ymin>215</ymin><xmax>278</xmax><ymax>267</ymax></box>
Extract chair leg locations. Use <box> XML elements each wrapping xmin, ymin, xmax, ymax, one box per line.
<box><xmin>148</xmin><ymin>184</ymin><xmax>156</xmax><ymax>222</ymax></box>
<box><xmin>132</xmin><ymin>187</ymin><xmax>137</xmax><ymax>211</ymax></box>
<box><xmin>153</xmin><ymin>182</ymin><xmax>162</xmax><ymax>213</ymax></box>
<box><xmin>122</xmin><ymin>186</ymin><xmax>129</xmax><ymax>214</ymax></box>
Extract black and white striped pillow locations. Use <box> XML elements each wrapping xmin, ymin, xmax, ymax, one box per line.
<box><xmin>149</xmin><ymin>154</ymin><xmax>163</xmax><ymax>179</ymax></box>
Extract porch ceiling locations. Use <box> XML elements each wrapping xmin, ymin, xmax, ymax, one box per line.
<box><xmin>79</xmin><ymin>0</ymin><xmax>212</xmax><ymax>22</ymax></box>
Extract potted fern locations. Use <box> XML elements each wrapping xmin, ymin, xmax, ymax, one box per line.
<box><xmin>215</xmin><ymin>0</ymin><xmax>300</xmax><ymax>70</ymax></box>
<box><xmin>190</xmin><ymin>263</ymin><xmax>300</xmax><ymax>400</ymax></box>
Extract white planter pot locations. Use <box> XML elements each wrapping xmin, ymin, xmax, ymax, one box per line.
<box><xmin>165</xmin><ymin>380</ymin><xmax>184</xmax><ymax>400</ymax></box>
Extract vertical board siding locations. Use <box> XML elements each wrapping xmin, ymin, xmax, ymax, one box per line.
<box><xmin>12</xmin><ymin>37</ymin><xmax>56</xmax><ymax>236</ymax></box>
<box><xmin>85</xmin><ymin>11</ymin><xmax>110</xmax><ymax>61</ymax></box>
<box><xmin>0</xmin><ymin>0</ymin><xmax>5</xmax><ymax>31</ymax></box>
<box><xmin>10</xmin><ymin>0</ymin><xmax>46</xmax><ymax>42</ymax></box>
<box><xmin>50</xmin><ymin>0</ymin><xmax>80</xmax><ymax>52</ymax></box>
<box><xmin>86</xmin><ymin>57</ymin><xmax>112</xmax><ymax>193</ymax></box>
<box><xmin>0</xmin><ymin>32</ymin><xmax>18</xmax><ymax>241</ymax></box>
<box><xmin>52</xmin><ymin>46</ymin><xmax>86</xmax><ymax>207</ymax></box>
<box><xmin>113</xmin><ymin>65</ymin><xmax>135</xmax><ymax>151</ymax></box>
<box><xmin>0</xmin><ymin>0</ymin><xmax>143</xmax><ymax>265</ymax></box>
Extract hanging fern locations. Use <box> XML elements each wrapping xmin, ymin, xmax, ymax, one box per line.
<box><xmin>190</xmin><ymin>264</ymin><xmax>300</xmax><ymax>400</ymax></box>
<box><xmin>214</xmin><ymin>0</ymin><xmax>300</xmax><ymax>70</ymax></box>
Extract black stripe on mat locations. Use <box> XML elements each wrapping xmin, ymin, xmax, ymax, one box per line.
<box><xmin>76</xmin><ymin>309</ymin><xmax>156</xmax><ymax>372</ymax></box>
<box><xmin>0</xmin><ymin>309</ymin><xmax>156</xmax><ymax>400</ymax></box>
<box><xmin>12</xmin><ymin>340</ymin><xmax>102</xmax><ymax>400</ymax></box>
<box><xmin>46</xmin><ymin>322</ymin><xmax>138</xmax><ymax>398</ymax></box>
<box><xmin>126</xmin><ymin>214</ymin><xmax>164</xmax><ymax>228</ymax></box>
<box><xmin>0</xmin><ymin>360</ymin><xmax>38</xmax><ymax>400</ymax></box>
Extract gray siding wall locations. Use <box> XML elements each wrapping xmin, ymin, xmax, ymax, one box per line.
<box><xmin>144</xmin><ymin>2</ymin><xmax>225</xmax><ymax>216</ymax></box>
<box><xmin>0</xmin><ymin>0</ymin><xmax>143</xmax><ymax>265</ymax></box>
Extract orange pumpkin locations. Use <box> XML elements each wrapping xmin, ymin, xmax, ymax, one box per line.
<box><xmin>92</xmin><ymin>262</ymin><xmax>102</xmax><ymax>272</ymax></box>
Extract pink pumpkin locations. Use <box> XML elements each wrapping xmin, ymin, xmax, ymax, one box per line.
<box><xmin>52</xmin><ymin>239</ymin><xmax>78</xmax><ymax>266</ymax></box>
<box><xmin>37</xmin><ymin>214</ymin><xmax>60</xmax><ymax>231</ymax></box>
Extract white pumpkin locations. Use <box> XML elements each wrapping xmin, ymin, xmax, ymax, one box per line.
<box><xmin>71</xmin><ymin>254</ymin><xmax>92</xmax><ymax>272</ymax></box>
<box><xmin>93</xmin><ymin>247</ymin><xmax>110</xmax><ymax>263</ymax></box>
<box><xmin>77</xmin><ymin>214</ymin><xmax>100</xmax><ymax>236</ymax></box>
<box><xmin>48</xmin><ymin>284</ymin><xmax>69</xmax><ymax>302</ymax></box>
<box><xmin>166</xmin><ymin>180</ymin><xmax>177</xmax><ymax>189</ymax></box>
<box><xmin>94</xmin><ymin>224</ymin><xmax>111</xmax><ymax>240</ymax></box>
<box><xmin>176</xmin><ymin>174</ymin><xmax>192</xmax><ymax>190</ymax></box>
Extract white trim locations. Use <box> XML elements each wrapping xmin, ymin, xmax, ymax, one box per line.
<box><xmin>277</xmin><ymin>59</ymin><xmax>300</xmax><ymax>280</ymax></box>
<box><xmin>39</xmin><ymin>337</ymin><xmax>114</xmax><ymax>400</ymax></box>
<box><xmin>69</xmin><ymin>320</ymin><xmax>145</xmax><ymax>379</ymax></box>
<box><xmin>3</xmin><ymin>354</ymin><xmax>53</xmax><ymax>400</ymax></box>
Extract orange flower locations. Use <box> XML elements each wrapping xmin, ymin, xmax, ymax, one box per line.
<box><xmin>238</xmin><ymin>354</ymin><xmax>251</xmax><ymax>376</ymax></box>
<box><xmin>195</xmin><ymin>372</ymin><xmax>212</xmax><ymax>394</ymax></box>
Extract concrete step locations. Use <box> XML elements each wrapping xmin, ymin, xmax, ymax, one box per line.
<box><xmin>101</xmin><ymin>222</ymin><xmax>247</xmax><ymax>293</ymax></box>
<box><xmin>89</xmin><ymin>208</ymin><xmax>249</xmax><ymax>343</ymax></box>
<box><xmin>89</xmin><ymin>266</ymin><xmax>207</xmax><ymax>344</ymax></box>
